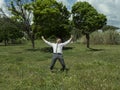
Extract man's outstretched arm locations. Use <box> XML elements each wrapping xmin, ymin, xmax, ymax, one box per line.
<box><xmin>62</xmin><ymin>35</ymin><xmax>73</xmax><ymax>46</ymax></box>
<box><xmin>41</xmin><ymin>36</ymin><xmax>53</xmax><ymax>46</ymax></box>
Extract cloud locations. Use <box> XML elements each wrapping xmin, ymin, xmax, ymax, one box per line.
<box><xmin>77</xmin><ymin>0</ymin><xmax>120</xmax><ymax>28</ymax></box>
<box><xmin>0</xmin><ymin>0</ymin><xmax>10</xmax><ymax>17</ymax></box>
<box><xmin>57</xmin><ymin>0</ymin><xmax>76</xmax><ymax>10</ymax></box>
<box><xmin>57</xmin><ymin>0</ymin><xmax>69</xmax><ymax>6</ymax></box>
<box><xmin>0</xmin><ymin>0</ymin><xmax>6</xmax><ymax>8</ymax></box>
<box><xmin>57</xmin><ymin>0</ymin><xmax>120</xmax><ymax>28</ymax></box>
<box><xmin>2</xmin><ymin>0</ymin><xmax>120</xmax><ymax>28</ymax></box>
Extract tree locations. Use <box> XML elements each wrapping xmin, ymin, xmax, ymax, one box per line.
<box><xmin>72</xmin><ymin>1</ymin><xmax>107</xmax><ymax>48</ymax></box>
<box><xmin>70</xmin><ymin>20</ymin><xmax>82</xmax><ymax>42</ymax></box>
<box><xmin>33</xmin><ymin>0</ymin><xmax>70</xmax><ymax>40</ymax></box>
<box><xmin>8</xmin><ymin>0</ymin><xmax>35</xmax><ymax>48</ymax></box>
<box><xmin>0</xmin><ymin>16</ymin><xmax>24</xmax><ymax>46</ymax></box>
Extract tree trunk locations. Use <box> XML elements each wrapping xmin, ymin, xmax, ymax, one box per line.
<box><xmin>28</xmin><ymin>32</ymin><xmax>35</xmax><ymax>49</ymax></box>
<box><xmin>86</xmin><ymin>34</ymin><xmax>90</xmax><ymax>48</ymax></box>
<box><xmin>31</xmin><ymin>35</ymin><xmax>35</xmax><ymax>49</ymax></box>
<box><xmin>25</xmin><ymin>22</ymin><xmax>35</xmax><ymax>49</ymax></box>
<box><xmin>4</xmin><ymin>40</ymin><xmax>7</xmax><ymax>46</ymax></box>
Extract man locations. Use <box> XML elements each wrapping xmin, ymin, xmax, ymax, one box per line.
<box><xmin>41</xmin><ymin>35</ymin><xmax>73</xmax><ymax>72</ymax></box>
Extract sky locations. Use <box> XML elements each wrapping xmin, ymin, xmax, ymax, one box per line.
<box><xmin>58</xmin><ymin>0</ymin><xmax>120</xmax><ymax>28</ymax></box>
<box><xmin>0</xmin><ymin>0</ymin><xmax>120</xmax><ymax>28</ymax></box>
<box><xmin>0</xmin><ymin>0</ymin><xmax>10</xmax><ymax>16</ymax></box>
<box><xmin>0</xmin><ymin>0</ymin><xmax>6</xmax><ymax>10</ymax></box>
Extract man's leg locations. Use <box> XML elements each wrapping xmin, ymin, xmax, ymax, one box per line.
<box><xmin>50</xmin><ymin>54</ymin><xmax>57</xmax><ymax>70</ymax></box>
<box><xmin>58</xmin><ymin>54</ymin><xmax>66</xmax><ymax>71</ymax></box>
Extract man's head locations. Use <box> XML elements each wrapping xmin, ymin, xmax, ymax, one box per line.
<box><xmin>56</xmin><ymin>38</ymin><xmax>62</xmax><ymax>43</ymax></box>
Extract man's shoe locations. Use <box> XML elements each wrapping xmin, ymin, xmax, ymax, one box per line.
<box><xmin>65</xmin><ymin>68</ymin><xmax>69</xmax><ymax>73</ymax></box>
<box><xmin>50</xmin><ymin>69</ymin><xmax>54</xmax><ymax>73</ymax></box>
<box><xmin>60</xmin><ymin>68</ymin><xmax>64</xmax><ymax>72</ymax></box>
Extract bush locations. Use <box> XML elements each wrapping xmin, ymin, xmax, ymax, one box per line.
<box><xmin>11</xmin><ymin>37</ymin><xmax>28</xmax><ymax>44</ymax></box>
<box><xmin>103</xmin><ymin>30</ymin><xmax>120</xmax><ymax>44</ymax></box>
<box><xmin>80</xmin><ymin>30</ymin><xmax>120</xmax><ymax>45</ymax></box>
<box><xmin>90</xmin><ymin>31</ymin><xmax>103</xmax><ymax>44</ymax></box>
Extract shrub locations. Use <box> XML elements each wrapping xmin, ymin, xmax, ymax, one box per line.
<box><xmin>80</xmin><ymin>30</ymin><xmax>120</xmax><ymax>45</ymax></box>
<box><xmin>103</xmin><ymin>30</ymin><xmax>120</xmax><ymax>45</ymax></box>
<box><xmin>90</xmin><ymin>31</ymin><xmax>103</xmax><ymax>44</ymax></box>
<box><xmin>11</xmin><ymin>37</ymin><xmax>28</xmax><ymax>44</ymax></box>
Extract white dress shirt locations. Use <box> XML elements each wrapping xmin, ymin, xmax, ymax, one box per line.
<box><xmin>43</xmin><ymin>38</ymin><xmax>72</xmax><ymax>54</ymax></box>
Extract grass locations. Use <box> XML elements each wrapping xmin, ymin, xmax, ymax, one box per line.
<box><xmin>0</xmin><ymin>40</ymin><xmax>120</xmax><ymax>90</ymax></box>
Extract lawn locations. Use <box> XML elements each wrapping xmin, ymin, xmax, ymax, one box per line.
<box><xmin>0</xmin><ymin>40</ymin><xmax>120</xmax><ymax>90</ymax></box>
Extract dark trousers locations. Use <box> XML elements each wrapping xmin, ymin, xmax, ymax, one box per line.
<box><xmin>50</xmin><ymin>53</ymin><xmax>66</xmax><ymax>70</ymax></box>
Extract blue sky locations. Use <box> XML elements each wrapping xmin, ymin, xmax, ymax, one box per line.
<box><xmin>58</xmin><ymin>0</ymin><xmax>120</xmax><ymax>28</ymax></box>
<box><xmin>1</xmin><ymin>0</ymin><xmax>120</xmax><ymax>28</ymax></box>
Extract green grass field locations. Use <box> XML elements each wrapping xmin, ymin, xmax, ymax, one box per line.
<box><xmin>0</xmin><ymin>40</ymin><xmax>120</xmax><ymax>90</ymax></box>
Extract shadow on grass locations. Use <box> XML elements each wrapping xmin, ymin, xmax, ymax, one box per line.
<box><xmin>39</xmin><ymin>47</ymin><xmax>74</xmax><ymax>53</ymax></box>
<box><xmin>25</xmin><ymin>47</ymin><xmax>74</xmax><ymax>53</ymax></box>
<box><xmin>40</xmin><ymin>47</ymin><xmax>53</xmax><ymax>53</ymax></box>
<box><xmin>50</xmin><ymin>67</ymin><xmax>70</xmax><ymax>74</ymax></box>
<box><xmin>0</xmin><ymin>43</ymin><xmax>25</xmax><ymax>47</ymax></box>
<box><xmin>0</xmin><ymin>44</ymin><xmax>5</xmax><ymax>46</ymax></box>
<box><xmin>25</xmin><ymin>48</ymin><xmax>42</xmax><ymax>52</ymax></box>
<box><xmin>88</xmin><ymin>48</ymin><xmax>105</xmax><ymax>51</ymax></box>
<box><xmin>24</xmin><ymin>47</ymin><xmax>52</xmax><ymax>52</ymax></box>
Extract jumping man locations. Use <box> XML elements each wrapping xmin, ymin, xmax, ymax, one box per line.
<box><xmin>41</xmin><ymin>35</ymin><xmax>73</xmax><ymax>72</ymax></box>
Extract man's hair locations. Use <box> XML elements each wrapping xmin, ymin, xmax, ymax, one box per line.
<box><xmin>56</xmin><ymin>38</ymin><xmax>62</xmax><ymax>43</ymax></box>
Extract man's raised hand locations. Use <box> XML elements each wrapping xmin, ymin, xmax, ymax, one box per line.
<box><xmin>41</xmin><ymin>36</ymin><xmax>44</xmax><ymax>39</ymax></box>
<box><xmin>71</xmin><ymin>35</ymin><xmax>73</xmax><ymax>38</ymax></box>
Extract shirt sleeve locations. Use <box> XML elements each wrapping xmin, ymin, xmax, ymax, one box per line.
<box><xmin>42</xmin><ymin>38</ymin><xmax>53</xmax><ymax>46</ymax></box>
<box><xmin>61</xmin><ymin>38</ymin><xmax>72</xmax><ymax>46</ymax></box>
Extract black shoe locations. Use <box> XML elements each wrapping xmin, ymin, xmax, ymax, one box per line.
<box><xmin>65</xmin><ymin>68</ymin><xmax>69</xmax><ymax>71</ymax></box>
<box><xmin>60</xmin><ymin>68</ymin><xmax>64</xmax><ymax>71</ymax></box>
<box><xmin>50</xmin><ymin>69</ymin><xmax>54</xmax><ymax>73</ymax></box>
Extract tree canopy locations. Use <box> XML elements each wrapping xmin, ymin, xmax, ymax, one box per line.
<box><xmin>72</xmin><ymin>1</ymin><xmax>107</xmax><ymax>48</ymax></box>
<box><xmin>0</xmin><ymin>0</ymin><xmax>108</xmax><ymax>47</ymax></box>
<box><xmin>8</xmin><ymin>0</ymin><xmax>35</xmax><ymax>48</ymax></box>
<box><xmin>0</xmin><ymin>16</ymin><xmax>24</xmax><ymax>45</ymax></box>
<box><xmin>33</xmin><ymin>0</ymin><xmax>70</xmax><ymax>39</ymax></box>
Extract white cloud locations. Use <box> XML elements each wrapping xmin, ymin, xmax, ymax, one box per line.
<box><xmin>0</xmin><ymin>0</ymin><xmax>6</xmax><ymax>8</ymax></box>
<box><xmin>76</xmin><ymin>0</ymin><xmax>120</xmax><ymax>28</ymax></box>
<box><xmin>57</xmin><ymin>0</ymin><xmax>69</xmax><ymax>6</ymax></box>
<box><xmin>0</xmin><ymin>0</ymin><xmax>10</xmax><ymax>17</ymax></box>
<box><xmin>2</xmin><ymin>0</ymin><xmax>120</xmax><ymax>28</ymax></box>
<box><xmin>98</xmin><ymin>4</ymin><xmax>110</xmax><ymax>14</ymax></box>
<box><xmin>57</xmin><ymin>0</ymin><xmax>72</xmax><ymax>10</ymax></box>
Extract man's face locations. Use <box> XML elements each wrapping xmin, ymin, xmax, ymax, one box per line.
<box><xmin>56</xmin><ymin>38</ymin><xmax>61</xmax><ymax>43</ymax></box>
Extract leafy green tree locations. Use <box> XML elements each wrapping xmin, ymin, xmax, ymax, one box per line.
<box><xmin>72</xmin><ymin>1</ymin><xmax>107</xmax><ymax>48</ymax></box>
<box><xmin>8</xmin><ymin>0</ymin><xmax>35</xmax><ymax>48</ymax></box>
<box><xmin>0</xmin><ymin>16</ymin><xmax>24</xmax><ymax>46</ymax></box>
<box><xmin>0</xmin><ymin>16</ymin><xmax>10</xmax><ymax>45</ymax></box>
<box><xmin>70</xmin><ymin>20</ymin><xmax>82</xmax><ymax>42</ymax></box>
<box><xmin>33</xmin><ymin>0</ymin><xmax>70</xmax><ymax>40</ymax></box>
